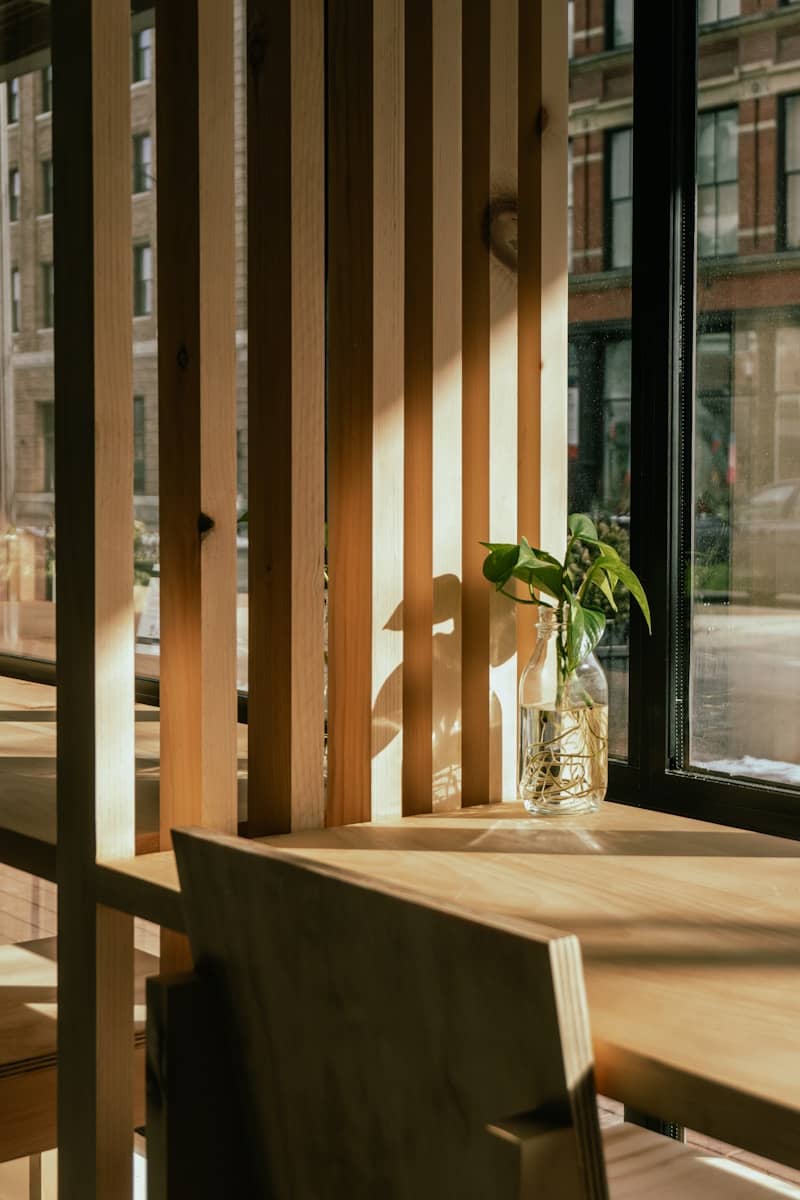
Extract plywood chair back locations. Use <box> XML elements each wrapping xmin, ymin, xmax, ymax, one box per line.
<box><xmin>171</xmin><ymin>827</ymin><xmax>608</xmax><ymax>1199</ymax></box>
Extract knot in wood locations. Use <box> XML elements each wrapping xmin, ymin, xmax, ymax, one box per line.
<box><xmin>198</xmin><ymin>512</ymin><xmax>215</xmax><ymax>538</ymax></box>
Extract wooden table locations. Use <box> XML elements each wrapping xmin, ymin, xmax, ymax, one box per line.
<box><xmin>249</xmin><ymin>802</ymin><xmax>800</xmax><ymax>1171</ymax></box>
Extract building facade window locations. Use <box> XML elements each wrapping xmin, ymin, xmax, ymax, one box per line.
<box><xmin>134</xmin><ymin>395</ymin><xmax>146</xmax><ymax>494</ymax></box>
<box><xmin>784</xmin><ymin>95</ymin><xmax>800</xmax><ymax>248</ymax></box>
<box><xmin>567</xmin><ymin>139</ymin><xmax>574</xmax><ymax>272</ymax></box>
<box><xmin>42</xmin><ymin>262</ymin><xmax>54</xmax><ymax>328</ymax></box>
<box><xmin>40</xmin><ymin>159</ymin><xmax>53</xmax><ymax>215</ymax></box>
<box><xmin>697</xmin><ymin>107</ymin><xmax>738</xmax><ymax>257</ymax></box>
<box><xmin>133</xmin><ymin>133</ymin><xmax>153</xmax><ymax>194</ymax></box>
<box><xmin>6</xmin><ymin>78</ymin><xmax>19</xmax><ymax>124</ymax></box>
<box><xmin>37</xmin><ymin>402</ymin><xmax>55</xmax><ymax>493</ymax></box>
<box><xmin>133</xmin><ymin>243</ymin><xmax>153</xmax><ymax>316</ymax></box>
<box><xmin>11</xmin><ymin>267</ymin><xmax>20</xmax><ymax>333</ymax></box>
<box><xmin>607</xmin><ymin>127</ymin><xmax>633</xmax><ymax>269</ymax></box>
<box><xmin>40</xmin><ymin>65</ymin><xmax>52</xmax><ymax>114</ymax></box>
<box><xmin>9</xmin><ymin>168</ymin><xmax>20</xmax><ymax>222</ymax></box>
<box><xmin>609</xmin><ymin>0</ymin><xmax>633</xmax><ymax>49</ymax></box>
<box><xmin>699</xmin><ymin>0</ymin><xmax>740</xmax><ymax>22</ymax></box>
<box><xmin>132</xmin><ymin>29</ymin><xmax>153</xmax><ymax>83</ymax></box>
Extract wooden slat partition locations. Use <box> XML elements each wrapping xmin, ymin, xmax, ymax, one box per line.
<box><xmin>52</xmin><ymin>0</ymin><xmax>135</xmax><ymax>1194</ymax></box>
<box><xmin>327</xmin><ymin>0</ymin><xmax>375</xmax><ymax>826</ymax></box>
<box><xmin>402</xmin><ymin>0</ymin><xmax>434</xmax><ymax>816</ymax></box>
<box><xmin>156</xmin><ymin>0</ymin><xmax>238</xmax><ymax>844</ymax></box>
<box><xmin>246</xmin><ymin>0</ymin><xmax>325</xmax><ymax>836</ymax></box>
<box><xmin>460</xmin><ymin>0</ymin><xmax>492</xmax><ymax>807</ymax></box>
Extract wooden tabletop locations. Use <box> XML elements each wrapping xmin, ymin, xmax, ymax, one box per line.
<box><xmin>250</xmin><ymin>802</ymin><xmax>800</xmax><ymax>1170</ymax></box>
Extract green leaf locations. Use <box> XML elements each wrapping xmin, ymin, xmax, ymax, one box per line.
<box><xmin>568</xmin><ymin>513</ymin><xmax>598</xmax><ymax>542</ymax></box>
<box><xmin>592</xmin><ymin>569</ymin><xmax>618</xmax><ymax>612</ymax></box>
<box><xmin>567</xmin><ymin>600</ymin><xmax>606</xmax><ymax>672</ymax></box>
<box><xmin>481</xmin><ymin>542</ymin><xmax>520</xmax><ymax>588</ymax></box>
<box><xmin>592</xmin><ymin>556</ymin><xmax>651</xmax><ymax>632</ymax></box>
<box><xmin>511</xmin><ymin>538</ymin><xmax>562</xmax><ymax>600</ymax></box>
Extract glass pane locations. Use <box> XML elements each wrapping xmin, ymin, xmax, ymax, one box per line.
<box><xmin>715</xmin><ymin>108</ymin><xmax>738</xmax><ymax>183</ymax></box>
<box><xmin>689</xmin><ymin>5</ymin><xmax>800</xmax><ymax>788</ymax></box>
<box><xmin>569</xmin><ymin>24</ymin><xmax>633</xmax><ymax>761</ymax></box>
<box><xmin>786</xmin><ymin>96</ymin><xmax>800</xmax><ymax>174</ymax></box>
<box><xmin>612</xmin><ymin>198</ymin><xmax>632</xmax><ymax>268</ymax></box>
<box><xmin>610</xmin><ymin>128</ymin><xmax>632</xmax><ymax>199</ymax></box>
<box><xmin>697</xmin><ymin>185</ymin><xmax>717</xmax><ymax>257</ymax></box>
<box><xmin>787</xmin><ymin>175</ymin><xmax>800</xmax><ymax>249</ymax></box>
<box><xmin>613</xmin><ymin>0</ymin><xmax>634</xmax><ymax>48</ymax></box>
<box><xmin>719</xmin><ymin>0</ymin><xmax>740</xmax><ymax>19</ymax></box>
<box><xmin>697</xmin><ymin>112</ymin><xmax>716</xmax><ymax>185</ymax></box>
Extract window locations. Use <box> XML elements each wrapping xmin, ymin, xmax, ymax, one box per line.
<box><xmin>607</xmin><ymin>128</ymin><xmax>633</xmax><ymax>269</ymax></box>
<box><xmin>41</xmin><ymin>262</ymin><xmax>54</xmax><ymax>328</ymax></box>
<box><xmin>567</xmin><ymin>140</ymin><xmax>574</xmax><ymax>271</ymax></box>
<box><xmin>134</xmin><ymin>395</ymin><xmax>146</xmax><ymax>494</ymax></box>
<box><xmin>40</xmin><ymin>64</ymin><xmax>52</xmax><ymax>113</ymax></box>
<box><xmin>133</xmin><ymin>243</ymin><xmax>153</xmax><ymax>316</ymax></box>
<box><xmin>568</xmin><ymin>0</ymin><xmax>575</xmax><ymax>59</ymax></box>
<box><xmin>132</xmin><ymin>29</ymin><xmax>153</xmax><ymax>83</ymax></box>
<box><xmin>699</xmin><ymin>0</ymin><xmax>740</xmax><ymax>22</ymax></box>
<box><xmin>132</xmin><ymin>133</ymin><xmax>153</xmax><ymax>193</ymax></box>
<box><xmin>9</xmin><ymin>168</ymin><xmax>19</xmax><ymax>222</ymax></box>
<box><xmin>7</xmin><ymin>78</ymin><xmax>19</xmax><ymax>123</ymax></box>
<box><xmin>609</xmin><ymin>0</ymin><xmax>633</xmax><ymax>49</ymax></box>
<box><xmin>11</xmin><ymin>267</ymin><xmax>20</xmax><ymax>333</ymax></box>
<box><xmin>37</xmin><ymin>402</ymin><xmax>55</xmax><ymax>493</ymax></box>
<box><xmin>697</xmin><ymin>108</ymin><xmax>738</xmax><ymax>257</ymax></box>
<box><xmin>784</xmin><ymin>96</ymin><xmax>800</xmax><ymax>249</ymax></box>
<box><xmin>40</xmin><ymin>159</ymin><xmax>53</xmax><ymax>215</ymax></box>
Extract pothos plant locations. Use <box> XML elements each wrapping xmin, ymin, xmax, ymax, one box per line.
<box><xmin>481</xmin><ymin>513</ymin><xmax>651</xmax><ymax>687</ymax></box>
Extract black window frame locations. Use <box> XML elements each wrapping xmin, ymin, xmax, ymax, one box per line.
<box><xmin>10</xmin><ymin>266</ymin><xmax>20</xmax><ymax>333</ymax></box>
<box><xmin>7</xmin><ymin>77</ymin><xmax>19</xmax><ymax>124</ymax></box>
<box><xmin>40</xmin><ymin>64</ymin><xmax>52</xmax><ymax>114</ymax></box>
<box><xmin>41</xmin><ymin>261</ymin><xmax>54</xmax><ymax>328</ymax></box>
<box><xmin>37</xmin><ymin>401</ymin><xmax>55</xmax><ymax>494</ymax></box>
<box><xmin>616</xmin><ymin>0</ymin><xmax>800</xmax><ymax>839</ymax></box>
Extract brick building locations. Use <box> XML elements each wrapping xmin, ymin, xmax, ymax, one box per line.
<box><xmin>0</xmin><ymin>5</ymin><xmax>248</xmax><ymax>587</ymax></box>
<box><xmin>568</xmin><ymin>0</ymin><xmax>800</xmax><ymax>552</ymax></box>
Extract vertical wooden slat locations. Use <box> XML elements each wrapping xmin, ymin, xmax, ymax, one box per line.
<box><xmin>402</xmin><ymin>0</ymin><xmax>434</xmax><ymax>816</ymax></box>
<box><xmin>53</xmin><ymin>0</ymin><xmax>135</xmax><ymax>1194</ymax></box>
<box><xmin>327</xmin><ymin>0</ymin><xmax>374</xmax><ymax>826</ymax></box>
<box><xmin>518</xmin><ymin>0</ymin><xmax>568</xmax><ymax>670</ymax></box>
<box><xmin>461</xmin><ymin>0</ymin><xmax>492</xmax><ymax>807</ymax></box>
<box><xmin>432</xmin><ymin>0</ymin><xmax>463</xmax><ymax>810</ymax></box>
<box><xmin>488</xmin><ymin>0</ymin><xmax>519</xmax><ymax>802</ymax></box>
<box><xmin>371</xmin><ymin>0</ymin><xmax>405</xmax><ymax>820</ymax></box>
<box><xmin>538</xmin><ymin>2</ymin><xmax>569</xmax><ymax>558</ymax></box>
<box><xmin>246</xmin><ymin>0</ymin><xmax>325</xmax><ymax>835</ymax></box>
<box><xmin>156</xmin><ymin>0</ymin><xmax>238</xmax><ymax>844</ymax></box>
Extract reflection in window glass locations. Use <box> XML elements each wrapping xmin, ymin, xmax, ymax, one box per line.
<box><xmin>608</xmin><ymin>128</ymin><xmax>633</xmax><ymax>269</ymax></box>
<box><xmin>699</xmin><ymin>0</ymin><xmax>740</xmax><ymax>23</ymax></box>
<box><xmin>611</xmin><ymin>0</ymin><xmax>633</xmax><ymax>49</ymax></box>
<box><xmin>689</xmin><ymin>5</ymin><xmax>800</xmax><ymax>788</ymax></box>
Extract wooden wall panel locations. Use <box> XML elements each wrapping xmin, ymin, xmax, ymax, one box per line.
<box><xmin>402</xmin><ymin>0</ymin><xmax>434</xmax><ymax>816</ymax></box>
<box><xmin>156</xmin><ymin>0</ymin><xmax>238</xmax><ymax>843</ymax></box>
<box><xmin>327</xmin><ymin>0</ymin><xmax>375</xmax><ymax>826</ymax></box>
<box><xmin>52</xmin><ymin>0</ymin><xmax>135</xmax><ymax>1194</ymax></box>
<box><xmin>461</xmin><ymin>0</ymin><xmax>492</xmax><ymax>809</ymax></box>
<box><xmin>371</xmin><ymin>0</ymin><xmax>405</xmax><ymax>821</ymax></box>
<box><xmin>246</xmin><ymin>0</ymin><xmax>325</xmax><ymax>835</ymax></box>
<box><xmin>432</xmin><ymin>0</ymin><xmax>463</xmax><ymax>811</ymax></box>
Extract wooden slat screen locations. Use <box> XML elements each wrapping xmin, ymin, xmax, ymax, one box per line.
<box><xmin>326</xmin><ymin>0</ymin><xmax>567</xmax><ymax>820</ymax></box>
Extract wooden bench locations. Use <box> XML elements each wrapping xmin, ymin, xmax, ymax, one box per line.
<box><xmin>0</xmin><ymin>937</ymin><xmax>156</xmax><ymax>1164</ymax></box>
<box><xmin>146</xmin><ymin>827</ymin><xmax>800</xmax><ymax>1198</ymax></box>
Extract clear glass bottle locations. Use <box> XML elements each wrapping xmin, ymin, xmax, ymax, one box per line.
<box><xmin>518</xmin><ymin>609</ymin><xmax>608</xmax><ymax>815</ymax></box>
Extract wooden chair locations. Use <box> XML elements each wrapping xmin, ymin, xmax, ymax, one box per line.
<box><xmin>147</xmin><ymin>828</ymin><xmax>800</xmax><ymax>1199</ymax></box>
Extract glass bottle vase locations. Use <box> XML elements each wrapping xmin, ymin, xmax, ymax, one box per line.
<box><xmin>518</xmin><ymin>611</ymin><xmax>608</xmax><ymax>815</ymax></box>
